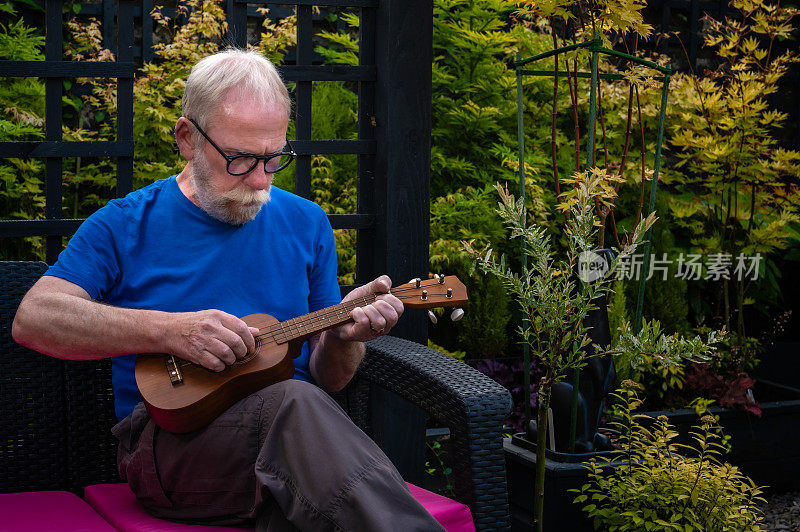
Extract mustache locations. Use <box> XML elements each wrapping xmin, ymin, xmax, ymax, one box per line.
<box><xmin>219</xmin><ymin>185</ymin><xmax>270</xmax><ymax>205</ymax></box>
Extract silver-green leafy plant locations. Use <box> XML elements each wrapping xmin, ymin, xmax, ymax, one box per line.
<box><xmin>574</xmin><ymin>380</ymin><xmax>765</xmax><ymax>531</ymax></box>
<box><xmin>464</xmin><ymin>172</ymin><xmax>656</xmax><ymax>531</ymax></box>
<box><xmin>613</xmin><ymin>319</ymin><xmax>722</xmax><ymax>370</ymax></box>
<box><xmin>611</xmin><ymin>319</ymin><xmax>725</xmax><ymax>406</ymax></box>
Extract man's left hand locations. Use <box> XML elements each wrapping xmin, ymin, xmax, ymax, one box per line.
<box><xmin>332</xmin><ymin>275</ymin><xmax>403</xmax><ymax>343</ymax></box>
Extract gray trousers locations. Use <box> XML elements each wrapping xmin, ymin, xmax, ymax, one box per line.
<box><xmin>113</xmin><ymin>379</ymin><xmax>445</xmax><ymax>531</ymax></box>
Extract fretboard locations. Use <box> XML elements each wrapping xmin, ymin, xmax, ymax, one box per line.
<box><xmin>265</xmin><ymin>294</ymin><xmax>379</xmax><ymax>344</ymax></box>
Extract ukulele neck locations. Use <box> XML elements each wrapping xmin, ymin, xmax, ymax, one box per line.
<box><xmin>273</xmin><ymin>294</ymin><xmax>378</xmax><ymax>344</ymax></box>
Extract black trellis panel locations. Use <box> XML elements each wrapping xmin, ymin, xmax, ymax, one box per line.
<box><xmin>0</xmin><ymin>220</ymin><xmax>85</xmax><ymax>238</ymax></box>
<box><xmin>356</xmin><ymin>2</ymin><xmax>376</xmax><ymax>301</ymax></box>
<box><xmin>290</xmin><ymin>140</ymin><xmax>375</xmax><ymax>155</ymax></box>
<box><xmin>44</xmin><ymin>0</ymin><xmax>64</xmax><ymax>264</ymax></box>
<box><xmin>0</xmin><ymin>0</ymin><xmax>136</xmax><ymax>263</ymax></box>
<box><xmin>328</xmin><ymin>214</ymin><xmax>375</xmax><ymax>229</ymax></box>
<box><xmin>0</xmin><ymin>141</ymin><xmax>134</xmax><ymax>158</ymax></box>
<box><xmin>116</xmin><ymin>0</ymin><xmax>134</xmax><ymax>197</ymax></box>
<box><xmin>277</xmin><ymin>64</ymin><xmax>376</xmax><ymax>81</ymax></box>
<box><xmin>371</xmin><ymin>0</ymin><xmax>432</xmax><ymax>345</ymax></box>
<box><xmin>1</xmin><ymin>61</ymin><xmax>136</xmax><ymax>78</ymax></box>
<box><xmin>294</xmin><ymin>4</ymin><xmax>314</xmax><ymax>200</ymax></box>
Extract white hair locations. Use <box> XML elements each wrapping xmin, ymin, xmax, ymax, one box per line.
<box><xmin>182</xmin><ymin>49</ymin><xmax>291</xmax><ymax>133</ymax></box>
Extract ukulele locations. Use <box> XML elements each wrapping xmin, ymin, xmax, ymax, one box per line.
<box><xmin>135</xmin><ymin>275</ymin><xmax>468</xmax><ymax>433</ymax></box>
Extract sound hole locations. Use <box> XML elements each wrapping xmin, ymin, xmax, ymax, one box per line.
<box><xmin>234</xmin><ymin>340</ymin><xmax>265</xmax><ymax>366</ymax></box>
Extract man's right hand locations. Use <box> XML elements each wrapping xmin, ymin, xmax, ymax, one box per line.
<box><xmin>12</xmin><ymin>275</ymin><xmax>258</xmax><ymax>371</ymax></box>
<box><xmin>169</xmin><ymin>310</ymin><xmax>260</xmax><ymax>372</ymax></box>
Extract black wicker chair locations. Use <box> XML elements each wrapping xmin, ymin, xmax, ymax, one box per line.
<box><xmin>0</xmin><ymin>261</ymin><xmax>512</xmax><ymax>531</ymax></box>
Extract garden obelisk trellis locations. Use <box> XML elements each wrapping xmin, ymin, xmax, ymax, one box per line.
<box><xmin>513</xmin><ymin>36</ymin><xmax>671</xmax><ymax>531</ymax></box>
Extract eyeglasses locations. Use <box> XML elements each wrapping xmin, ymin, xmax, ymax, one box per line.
<box><xmin>188</xmin><ymin>117</ymin><xmax>296</xmax><ymax>176</ymax></box>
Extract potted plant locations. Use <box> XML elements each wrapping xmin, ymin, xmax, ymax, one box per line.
<box><xmin>465</xmin><ymin>172</ymin><xmax>656</xmax><ymax>531</ymax></box>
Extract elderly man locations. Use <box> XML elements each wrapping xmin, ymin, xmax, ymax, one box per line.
<box><xmin>12</xmin><ymin>49</ymin><xmax>444</xmax><ymax>531</ymax></box>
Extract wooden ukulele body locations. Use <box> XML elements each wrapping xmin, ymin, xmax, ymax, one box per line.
<box><xmin>135</xmin><ymin>313</ymin><xmax>298</xmax><ymax>433</ymax></box>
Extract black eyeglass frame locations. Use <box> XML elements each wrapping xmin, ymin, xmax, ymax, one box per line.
<box><xmin>187</xmin><ymin>117</ymin><xmax>296</xmax><ymax>176</ymax></box>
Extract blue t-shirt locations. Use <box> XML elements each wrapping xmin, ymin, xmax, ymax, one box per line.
<box><xmin>47</xmin><ymin>176</ymin><xmax>341</xmax><ymax>420</ymax></box>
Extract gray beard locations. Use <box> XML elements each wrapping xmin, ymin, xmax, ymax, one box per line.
<box><xmin>191</xmin><ymin>150</ymin><xmax>270</xmax><ymax>226</ymax></box>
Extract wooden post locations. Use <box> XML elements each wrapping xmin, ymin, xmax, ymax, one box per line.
<box><xmin>366</xmin><ymin>0</ymin><xmax>433</xmax><ymax>487</ymax></box>
<box><xmin>372</xmin><ymin>0</ymin><xmax>433</xmax><ymax>345</ymax></box>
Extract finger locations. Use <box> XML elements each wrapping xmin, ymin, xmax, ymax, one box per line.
<box><xmin>195</xmin><ymin>342</ymin><xmax>231</xmax><ymax>372</ymax></box>
<box><xmin>371</xmin><ymin>299</ymin><xmax>400</xmax><ymax>328</ymax></box>
<box><xmin>249</xmin><ymin>327</ymin><xmax>261</xmax><ymax>352</ymax></box>
<box><xmin>199</xmin><ymin>356</ymin><xmax>226</xmax><ymax>373</ymax></box>
<box><xmin>377</xmin><ymin>293</ymin><xmax>404</xmax><ymax>316</ymax></box>
<box><xmin>208</xmin><ymin>337</ymin><xmax>239</xmax><ymax>366</ymax></box>
<box><xmin>350</xmin><ymin>306</ymin><xmax>370</xmax><ymax>329</ymax></box>
<box><xmin>370</xmin><ymin>275</ymin><xmax>392</xmax><ymax>294</ymax></box>
<box><xmin>216</xmin><ymin>312</ymin><xmax>256</xmax><ymax>356</ymax></box>
<box><xmin>361</xmin><ymin>305</ymin><xmax>387</xmax><ymax>332</ymax></box>
<box><xmin>212</xmin><ymin>325</ymin><xmax>250</xmax><ymax>360</ymax></box>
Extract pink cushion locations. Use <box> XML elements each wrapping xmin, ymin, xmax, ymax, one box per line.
<box><xmin>0</xmin><ymin>491</ymin><xmax>115</xmax><ymax>531</ymax></box>
<box><xmin>406</xmin><ymin>483</ymin><xmax>475</xmax><ymax>532</ymax></box>
<box><xmin>85</xmin><ymin>484</ymin><xmax>251</xmax><ymax>531</ymax></box>
<box><xmin>87</xmin><ymin>482</ymin><xmax>474</xmax><ymax>532</ymax></box>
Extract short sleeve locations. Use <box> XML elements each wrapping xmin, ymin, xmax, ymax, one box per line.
<box><xmin>46</xmin><ymin>202</ymin><xmax>125</xmax><ymax>301</ymax></box>
<box><xmin>307</xmin><ymin>209</ymin><xmax>341</xmax><ymax>312</ymax></box>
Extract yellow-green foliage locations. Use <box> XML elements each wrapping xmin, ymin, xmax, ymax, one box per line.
<box><xmin>428</xmin><ymin>339</ymin><xmax>465</xmax><ymax>361</ymax></box>
<box><xmin>516</xmin><ymin>0</ymin><xmax>652</xmax><ymax>43</ymax></box>
<box><xmin>667</xmin><ymin>0</ymin><xmax>800</xmax><ymax>252</ymax></box>
<box><xmin>574</xmin><ymin>381</ymin><xmax>765</xmax><ymax>531</ymax></box>
<box><xmin>665</xmin><ymin>0</ymin><xmax>800</xmax><ymax>334</ymax></box>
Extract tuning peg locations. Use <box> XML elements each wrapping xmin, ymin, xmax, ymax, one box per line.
<box><xmin>438</xmin><ymin>274</ymin><xmax>445</xmax><ymax>284</ymax></box>
<box><xmin>450</xmin><ymin>308</ymin><xmax>464</xmax><ymax>322</ymax></box>
<box><xmin>433</xmin><ymin>274</ymin><xmax>440</xmax><ymax>280</ymax></box>
<box><xmin>428</xmin><ymin>310</ymin><xmax>438</xmax><ymax>324</ymax></box>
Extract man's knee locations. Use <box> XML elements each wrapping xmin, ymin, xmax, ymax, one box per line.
<box><xmin>253</xmin><ymin>379</ymin><xmax>344</xmax><ymax>420</ymax></box>
<box><xmin>261</xmin><ymin>378</ymin><xmax>328</xmax><ymax>402</ymax></box>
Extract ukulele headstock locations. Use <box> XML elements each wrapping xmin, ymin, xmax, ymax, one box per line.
<box><xmin>392</xmin><ymin>275</ymin><xmax>468</xmax><ymax>309</ymax></box>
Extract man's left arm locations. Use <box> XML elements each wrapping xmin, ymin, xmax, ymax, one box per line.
<box><xmin>309</xmin><ymin>275</ymin><xmax>403</xmax><ymax>392</ymax></box>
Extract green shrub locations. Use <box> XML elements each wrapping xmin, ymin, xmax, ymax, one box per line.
<box><xmin>574</xmin><ymin>381</ymin><xmax>765</xmax><ymax>531</ymax></box>
<box><xmin>607</xmin><ymin>279</ymin><xmax>630</xmax><ymax>351</ymax></box>
<box><xmin>429</xmin><ymin>186</ymin><xmax>513</xmax><ymax>357</ymax></box>
<box><xmin>623</xmin><ymin>204</ymin><xmax>690</xmax><ymax>335</ymax></box>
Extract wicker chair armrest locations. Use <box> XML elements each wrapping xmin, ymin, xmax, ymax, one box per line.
<box><xmin>359</xmin><ymin>335</ymin><xmax>512</xmax><ymax>531</ymax></box>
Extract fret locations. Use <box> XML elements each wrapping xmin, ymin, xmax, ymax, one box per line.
<box><xmin>270</xmin><ymin>293</ymin><xmax>379</xmax><ymax>345</ymax></box>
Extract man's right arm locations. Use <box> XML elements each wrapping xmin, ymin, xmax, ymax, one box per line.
<box><xmin>12</xmin><ymin>275</ymin><xmax>256</xmax><ymax>372</ymax></box>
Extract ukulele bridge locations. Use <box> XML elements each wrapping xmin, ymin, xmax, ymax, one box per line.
<box><xmin>165</xmin><ymin>355</ymin><xmax>184</xmax><ymax>385</ymax></box>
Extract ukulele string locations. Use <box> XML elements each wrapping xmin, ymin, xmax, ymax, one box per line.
<box><xmin>251</xmin><ymin>285</ymin><xmax>452</xmax><ymax>343</ymax></box>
